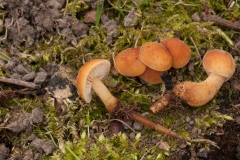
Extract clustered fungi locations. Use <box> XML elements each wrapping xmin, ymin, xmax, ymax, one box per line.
<box><xmin>75</xmin><ymin>37</ymin><xmax>235</xmax><ymax>142</ymax></box>
<box><xmin>150</xmin><ymin>49</ymin><xmax>235</xmax><ymax>113</ymax></box>
<box><xmin>114</xmin><ymin>38</ymin><xmax>191</xmax><ymax>84</ymax></box>
<box><xmin>76</xmin><ymin>59</ymin><xmax>190</xmax><ymax>142</ymax></box>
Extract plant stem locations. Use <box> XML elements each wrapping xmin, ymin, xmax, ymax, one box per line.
<box><xmin>129</xmin><ymin>111</ymin><xmax>191</xmax><ymax>142</ymax></box>
<box><xmin>65</xmin><ymin>145</ymin><xmax>81</xmax><ymax>160</ymax></box>
<box><xmin>96</xmin><ymin>0</ymin><xmax>103</xmax><ymax>27</ymax></box>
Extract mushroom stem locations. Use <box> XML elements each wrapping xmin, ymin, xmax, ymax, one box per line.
<box><xmin>92</xmin><ymin>78</ymin><xmax>118</xmax><ymax>114</ymax></box>
<box><xmin>129</xmin><ymin>111</ymin><xmax>191</xmax><ymax>142</ymax></box>
<box><xmin>150</xmin><ymin>73</ymin><xmax>225</xmax><ymax>113</ymax></box>
<box><xmin>173</xmin><ymin>73</ymin><xmax>225</xmax><ymax>107</ymax></box>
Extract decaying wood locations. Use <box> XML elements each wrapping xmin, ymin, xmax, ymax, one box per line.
<box><xmin>0</xmin><ymin>77</ymin><xmax>40</xmax><ymax>89</ymax></box>
<box><xmin>201</xmin><ymin>12</ymin><xmax>240</xmax><ymax>30</ymax></box>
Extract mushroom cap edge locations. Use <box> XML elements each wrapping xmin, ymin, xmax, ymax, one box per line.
<box><xmin>76</xmin><ymin>59</ymin><xmax>111</xmax><ymax>103</ymax></box>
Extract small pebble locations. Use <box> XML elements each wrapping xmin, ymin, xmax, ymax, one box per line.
<box><xmin>83</xmin><ymin>10</ymin><xmax>96</xmax><ymax>23</ymax></box>
<box><xmin>108</xmin><ymin>121</ymin><xmax>125</xmax><ymax>136</ymax></box>
<box><xmin>129</xmin><ymin>132</ymin><xmax>136</xmax><ymax>140</ymax></box>
<box><xmin>14</xmin><ymin>64</ymin><xmax>28</xmax><ymax>74</ymax></box>
<box><xmin>22</xmin><ymin>71</ymin><xmax>36</xmax><ymax>81</ymax></box>
<box><xmin>197</xmin><ymin>148</ymin><xmax>208</xmax><ymax>158</ymax></box>
<box><xmin>6</xmin><ymin>58</ymin><xmax>19</xmax><ymax>70</ymax></box>
<box><xmin>30</xmin><ymin>108</ymin><xmax>44</xmax><ymax>124</ymax></box>
<box><xmin>133</xmin><ymin>121</ymin><xmax>143</xmax><ymax>131</ymax></box>
<box><xmin>191</xmin><ymin>12</ymin><xmax>201</xmax><ymax>22</ymax></box>
<box><xmin>186</xmin><ymin>116</ymin><xmax>191</xmax><ymax>122</ymax></box>
<box><xmin>34</xmin><ymin>71</ymin><xmax>48</xmax><ymax>84</ymax></box>
<box><xmin>123</xmin><ymin>120</ymin><xmax>133</xmax><ymax>130</ymax></box>
<box><xmin>189</xmin><ymin>120</ymin><xmax>195</xmax><ymax>125</ymax></box>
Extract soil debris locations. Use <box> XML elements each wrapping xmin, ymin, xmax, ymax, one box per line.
<box><xmin>30</xmin><ymin>137</ymin><xmax>56</xmax><ymax>155</ymax></box>
<box><xmin>4</xmin><ymin>108</ymin><xmax>43</xmax><ymax>133</ymax></box>
<box><xmin>0</xmin><ymin>144</ymin><xmax>10</xmax><ymax>160</ymax></box>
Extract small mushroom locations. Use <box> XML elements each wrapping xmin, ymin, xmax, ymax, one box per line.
<box><xmin>160</xmin><ymin>38</ymin><xmax>191</xmax><ymax>68</ymax></box>
<box><xmin>139</xmin><ymin>67</ymin><xmax>163</xmax><ymax>84</ymax></box>
<box><xmin>150</xmin><ymin>49</ymin><xmax>235</xmax><ymax>113</ymax></box>
<box><xmin>139</xmin><ymin>42</ymin><xmax>172</xmax><ymax>71</ymax></box>
<box><xmin>114</xmin><ymin>47</ymin><xmax>146</xmax><ymax>77</ymax></box>
<box><xmin>76</xmin><ymin>59</ymin><xmax>118</xmax><ymax>114</ymax></box>
<box><xmin>77</xmin><ymin>59</ymin><xmax>190</xmax><ymax>142</ymax></box>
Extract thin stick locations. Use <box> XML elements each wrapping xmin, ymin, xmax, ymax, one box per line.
<box><xmin>64</xmin><ymin>0</ymin><xmax>69</xmax><ymax>16</ymax></box>
<box><xmin>201</xmin><ymin>12</ymin><xmax>240</xmax><ymax>30</ymax></box>
<box><xmin>129</xmin><ymin>111</ymin><xmax>191</xmax><ymax>142</ymax></box>
<box><xmin>0</xmin><ymin>77</ymin><xmax>40</xmax><ymax>89</ymax></box>
<box><xmin>191</xmin><ymin>138</ymin><xmax>219</xmax><ymax>148</ymax></box>
<box><xmin>190</xmin><ymin>37</ymin><xmax>201</xmax><ymax>60</ymax></box>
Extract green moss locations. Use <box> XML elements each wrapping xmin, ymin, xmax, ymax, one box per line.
<box><xmin>51</xmin><ymin>132</ymin><xmax>171</xmax><ymax>160</ymax></box>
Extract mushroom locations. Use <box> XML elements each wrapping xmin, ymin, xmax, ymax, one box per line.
<box><xmin>139</xmin><ymin>67</ymin><xmax>163</xmax><ymax>84</ymax></box>
<box><xmin>76</xmin><ymin>59</ymin><xmax>118</xmax><ymax>114</ymax></box>
<box><xmin>76</xmin><ymin>59</ymin><xmax>191</xmax><ymax>142</ymax></box>
<box><xmin>114</xmin><ymin>47</ymin><xmax>146</xmax><ymax>77</ymax></box>
<box><xmin>160</xmin><ymin>38</ymin><xmax>191</xmax><ymax>69</ymax></box>
<box><xmin>150</xmin><ymin>49</ymin><xmax>236</xmax><ymax>113</ymax></box>
<box><xmin>139</xmin><ymin>42</ymin><xmax>172</xmax><ymax>71</ymax></box>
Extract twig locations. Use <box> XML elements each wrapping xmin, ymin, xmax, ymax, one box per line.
<box><xmin>201</xmin><ymin>12</ymin><xmax>240</xmax><ymax>30</ymax></box>
<box><xmin>191</xmin><ymin>138</ymin><xmax>219</xmax><ymax>148</ymax></box>
<box><xmin>0</xmin><ymin>77</ymin><xmax>40</xmax><ymax>89</ymax></box>
<box><xmin>190</xmin><ymin>37</ymin><xmax>201</xmax><ymax>60</ymax></box>
<box><xmin>233</xmin><ymin>104</ymin><xmax>240</xmax><ymax>108</ymax></box>
<box><xmin>64</xmin><ymin>0</ymin><xmax>69</xmax><ymax>16</ymax></box>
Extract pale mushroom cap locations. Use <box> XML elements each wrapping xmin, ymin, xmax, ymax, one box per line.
<box><xmin>139</xmin><ymin>42</ymin><xmax>172</xmax><ymax>71</ymax></box>
<box><xmin>114</xmin><ymin>47</ymin><xmax>146</xmax><ymax>77</ymax></box>
<box><xmin>76</xmin><ymin>59</ymin><xmax>111</xmax><ymax>103</ymax></box>
<box><xmin>203</xmin><ymin>49</ymin><xmax>235</xmax><ymax>81</ymax></box>
<box><xmin>161</xmin><ymin>38</ymin><xmax>191</xmax><ymax>68</ymax></box>
<box><xmin>139</xmin><ymin>67</ymin><xmax>163</xmax><ymax>84</ymax></box>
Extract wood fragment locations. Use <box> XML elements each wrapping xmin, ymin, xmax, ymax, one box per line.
<box><xmin>0</xmin><ymin>77</ymin><xmax>40</xmax><ymax>89</ymax></box>
<box><xmin>201</xmin><ymin>12</ymin><xmax>240</xmax><ymax>30</ymax></box>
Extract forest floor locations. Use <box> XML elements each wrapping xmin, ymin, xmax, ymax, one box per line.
<box><xmin>0</xmin><ymin>0</ymin><xmax>239</xmax><ymax>160</ymax></box>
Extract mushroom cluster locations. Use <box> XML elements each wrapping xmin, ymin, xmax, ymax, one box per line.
<box><xmin>76</xmin><ymin>58</ymin><xmax>190</xmax><ymax>142</ymax></box>
<box><xmin>150</xmin><ymin>49</ymin><xmax>236</xmax><ymax>113</ymax></box>
<box><xmin>75</xmin><ymin>38</ymin><xmax>235</xmax><ymax>142</ymax></box>
<box><xmin>114</xmin><ymin>38</ymin><xmax>191</xmax><ymax>84</ymax></box>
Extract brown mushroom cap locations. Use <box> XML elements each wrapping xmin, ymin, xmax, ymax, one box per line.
<box><xmin>203</xmin><ymin>49</ymin><xmax>235</xmax><ymax>81</ymax></box>
<box><xmin>76</xmin><ymin>59</ymin><xmax>111</xmax><ymax>103</ymax></box>
<box><xmin>160</xmin><ymin>38</ymin><xmax>191</xmax><ymax>68</ymax></box>
<box><xmin>139</xmin><ymin>42</ymin><xmax>172</xmax><ymax>71</ymax></box>
<box><xmin>114</xmin><ymin>47</ymin><xmax>147</xmax><ymax>77</ymax></box>
<box><xmin>139</xmin><ymin>67</ymin><xmax>163</xmax><ymax>84</ymax></box>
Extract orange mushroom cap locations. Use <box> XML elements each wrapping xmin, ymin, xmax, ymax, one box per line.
<box><xmin>203</xmin><ymin>49</ymin><xmax>235</xmax><ymax>81</ymax></box>
<box><xmin>139</xmin><ymin>42</ymin><xmax>172</xmax><ymax>71</ymax></box>
<box><xmin>139</xmin><ymin>67</ymin><xmax>163</xmax><ymax>84</ymax></box>
<box><xmin>76</xmin><ymin>59</ymin><xmax>111</xmax><ymax>103</ymax></box>
<box><xmin>114</xmin><ymin>47</ymin><xmax>147</xmax><ymax>77</ymax></box>
<box><xmin>160</xmin><ymin>38</ymin><xmax>191</xmax><ymax>69</ymax></box>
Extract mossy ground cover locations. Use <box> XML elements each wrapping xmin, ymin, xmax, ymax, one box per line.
<box><xmin>0</xmin><ymin>0</ymin><xmax>239</xmax><ymax>159</ymax></box>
